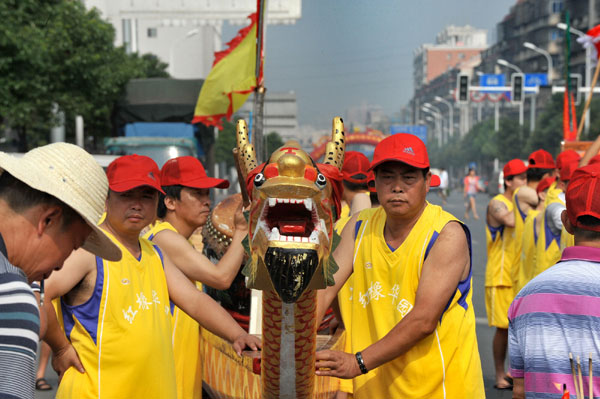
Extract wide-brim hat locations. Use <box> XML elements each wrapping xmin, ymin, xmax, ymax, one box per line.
<box><xmin>0</xmin><ymin>143</ymin><xmax>121</xmax><ymax>261</ymax></box>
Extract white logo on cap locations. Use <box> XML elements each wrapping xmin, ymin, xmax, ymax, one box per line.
<box><xmin>403</xmin><ymin>147</ymin><xmax>415</xmax><ymax>155</ymax></box>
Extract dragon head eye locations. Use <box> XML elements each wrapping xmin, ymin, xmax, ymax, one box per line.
<box><xmin>254</xmin><ymin>173</ymin><xmax>266</xmax><ymax>187</ymax></box>
<box><xmin>316</xmin><ymin>173</ymin><xmax>327</xmax><ymax>189</ymax></box>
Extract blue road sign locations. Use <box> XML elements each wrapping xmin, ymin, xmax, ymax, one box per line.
<box><xmin>480</xmin><ymin>74</ymin><xmax>506</xmax><ymax>88</ymax></box>
<box><xmin>390</xmin><ymin>125</ymin><xmax>427</xmax><ymax>145</ymax></box>
<box><xmin>524</xmin><ymin>73</ymin><xmax>548</xmax><ymax>87</ymax></box>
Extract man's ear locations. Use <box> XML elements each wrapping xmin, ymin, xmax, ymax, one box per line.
<box><xmin>561</xmin><ymin>209</ymin><xmax>574</xmax><ymax>235</ymax></box>
<box><xmin>164</xmin><ymin>196</ymin><xmax>177</xmax><ymax>212</ymax></box>
<box><xmin>37</xmin><ymin>205</ymin><xmax>63</xmax><ymax>236</ymax></box>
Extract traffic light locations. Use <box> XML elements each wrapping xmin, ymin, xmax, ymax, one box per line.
<box><xmin>511</xmin><ymin>73</ymin><xmax>524</xmax><ymax>104</ymax></box>
<box><xmin>457</xmin><ymin>74</ymin><xmax>470</xmax><ymax>104</ymax></box>
<box><xmin>569</xmin><ymin>73</ymin><xmax>582</xmax><ymax>105</ymax></box>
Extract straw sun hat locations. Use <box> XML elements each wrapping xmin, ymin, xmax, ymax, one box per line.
<box><xmin>0</xmin><ymin>143</ymin><xmax>121</xmax><ymax>261</ymax></box>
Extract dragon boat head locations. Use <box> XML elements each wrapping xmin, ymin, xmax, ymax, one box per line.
<box><xmin>237</xmin><ymin>117</ymin><xmax>345</xmax><ymax>303</ymax></box>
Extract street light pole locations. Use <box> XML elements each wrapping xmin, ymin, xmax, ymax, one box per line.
<box><xmin>497</xmin><ymin>59</ymin><xmax>524</xmax><ymax>127</ymax></box>
<box><xmin>523</xmin><ymin>42</ymin><xmax>553</xmax><ymax>82</ymax></box>
<box><xmin>422</xmin><ymin>107</ymin><xmax>442</xmax><ymax>145</ymax></box>
<box><xmin>423</xmin><ymin>103</ymin><xmax>444</xmax><ymax>145</ymax></box>
<box><xmin>434</xmin><ymin>96</ymin><xmax>454</xmax><ymax>139</ymax></box>
<box><xmin>557</xmin><ymin>22</ymin><xmax>591</xmax><ymax>136</ymax></box>
<box><xmin>168</xmin><ymin>28</ymin><xmax>200</xmax><ymax>77</ymax></box>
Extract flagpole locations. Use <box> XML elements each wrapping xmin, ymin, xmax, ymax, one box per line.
<box><xmin>253</xmin><ymin>0</ymin><xmax>267</xmax><ymax>163</ymax></box>
<box><xmin>577</xmin><ymin>62</ymin><xmax>600</xmax><ymax>140</ymax></box>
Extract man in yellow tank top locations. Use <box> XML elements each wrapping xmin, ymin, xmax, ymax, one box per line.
<box><xmin>516</xmin><ymin>177</ymin><xmax>553</xmax><ymax>294</ymax></box>
<box><xmin>315</xmin><ymin>133</ymin><xmax>484</xmax><ymax>398</ymax></box>
<box><xmin>485</xmin><ymin>158</ymin><xmax>527</xmax><ymax>390</ymax></box>
<box><xmin>42</xmin><ymin>155</ymin><xmax>260</xmax><ymax>399</ymax></box>
<box><xmin>144</xmin><ymin>156</ymin><xmax>248</xmax><ymax>399</ymax></box>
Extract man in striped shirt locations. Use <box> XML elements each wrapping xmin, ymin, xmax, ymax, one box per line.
<box><xmin>0</xmin><ymin>144</ymin><xmax>120</xmax><ymax>399</ymax></box>
<box><xmin>509</xmin><ymin>163</ymin><xmax>600</xmax><ymax>398</ymax></box>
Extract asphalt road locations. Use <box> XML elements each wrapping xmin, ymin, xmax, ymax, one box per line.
<box><xmin>35</xmin><ymin>190</ymin><xmax>510</xmax><ymax>399</ymax></box>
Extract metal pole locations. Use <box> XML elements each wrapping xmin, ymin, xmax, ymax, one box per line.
<box><xmin>530</xmin><ymin>94</ymin><xmax>536</xmax><ymax>132</ymax></box>
<box><xmin>519</xmin><ymin>102</ymin><xmax>524</xmax><ymax>127</ymax></box>
<box><xmin>585</xmin><ymin>45</ymin><xmax>591</xmax><ymax>135</ymax></box>
<box><xmin>495</xmin><ymin>102</ymin><xmax>500</xmax><ymax>132</ymax></box>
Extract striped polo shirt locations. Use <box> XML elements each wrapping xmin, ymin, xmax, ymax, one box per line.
<box><xmin>0</xmin><ymin>233</ymin><xmax>40</xmax><ymax>399</ymax></box>
<box><xmin>508</xmin><ymin>246</ymin><xmax>600</xmax><ymax>398</ymax></box>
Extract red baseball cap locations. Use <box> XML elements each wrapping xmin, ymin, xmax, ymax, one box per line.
<box><xmin>370</xmin><ymin>133</ymin><xmax>429</xmax><ymax>171</ymax></box>
<box><xmin>556</xmin><ymin>150</ymin><xmax>581</xmax><ymax>170</ymax></box>
<box><xmin>536</xmin><ymin>176</ymin><xmax>554</xmax><ymax>194</ymax></box>
<box><xmin>106</xmin><ymin>154</ymin><xmax>164</xmax><ymax>194</ymax></box>
<box><xmin>342</xmin><ymin>151</ymin><xmax>370</xmax><ymax>184</ymax></box>
<box><xmin>566</xmin><ymin>163</ymin><xmax>600</xmax><ymax>231</ymax></box>
<box><xmin>559</xmin><ymin>160</ymin><xmax>579</xmax><ymax>182</ymax></box>
<box><xmin>503</xmin><ymin>159</ymin><xmax>527</xmax><ymax>178</ymax></box>
<box><xmin>528</xmin><ymin>149</ymin><xmax>556</xmax><ymax>169</ymax></box>
<box><xmin>589</xmin><ymin>154</ymin><xmax>600</xmax><ymax>165</ymax></box>
<box><xmin>430</xmin><ymin>174</ymin><xmax>441</xmax><ymax>187</ymax></box>
<box><xmin>367</xmin><ymin>171</ymin><xmax>376</xmax><ymax>193</ymax></box>
<box><xmin>161</xmin><ymin>156</ymin><xmax>229</xmax><ymax>189</ymax></box>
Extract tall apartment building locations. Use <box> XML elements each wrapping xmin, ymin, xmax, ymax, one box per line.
<box><xmin>413</xmin><ymin>25</ymin><xmax>488</xmax><ymax>91</ymax></box>
<box><xmin>82</xmin><ymin>0</ymin><xmax>301</xmax><ymax>79</ymax></box>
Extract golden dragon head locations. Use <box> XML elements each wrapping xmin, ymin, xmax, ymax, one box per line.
<box><xmin>236</xmin><ymin>118</ymin><xmax>345</xmax><ymax>303</ymax></box>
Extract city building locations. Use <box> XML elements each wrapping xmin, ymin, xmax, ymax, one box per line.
<box><xmin>82</xmin><ymin>0</ymin><xmax>301</xmax><ymax>79</ymax></box>
<box><xmin>236</xmin><ymin>91</ymin><xmax>299</xmax><ymax>143</ymax></box>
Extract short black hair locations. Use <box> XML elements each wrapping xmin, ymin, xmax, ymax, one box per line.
<box><xmin>342</xmin><ymin>178</ymin><xmax>368</xmax><ymax>192</ymax></box>
<box><xmin>574</xmin><ymin>215</ymin><xmax>600</xmax><ymax>240</ymax></box>
<box><xmin>369</xmin><ymin>191</ymin><xmax>379</xmax><ymax>206</ymax></box>
<box><xmin>0</xmin><ymin>172</ymin><xmax>81</xmax><ymax>229</ymax></box>
<box><xmin>526</xmin><ymin>168</ymin><xmax>553</xmax><ymax>183</ymax></box>
<box><xmin>157</xmin><ymin>185</ymin><xmax>184</xmax><ymax>218</ymax></box>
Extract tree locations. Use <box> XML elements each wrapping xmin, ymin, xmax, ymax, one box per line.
<box><xmin>265</xmin><ymin>131</ymin><xmax>284</xmax><ymax>155</ymax></box>
<box><xmin>0</xmin><ymin>0</ymin><xmax>168</xmax><ymax>151</ymax></box>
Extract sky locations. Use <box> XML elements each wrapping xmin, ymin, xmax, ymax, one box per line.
<box><xmin>224</xmin><ymin>0</ymin><xmax>517</xmax><ymax>130</ymax></box>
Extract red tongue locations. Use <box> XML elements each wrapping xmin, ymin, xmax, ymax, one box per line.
<box><xmin>279</xmin><ymin>220</ymin><xmax>307</xmax><ymax>234</ymax></box>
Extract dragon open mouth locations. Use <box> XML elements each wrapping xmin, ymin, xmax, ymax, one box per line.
<box><xmin>258</xmin><ymin>198</ymin><xmax>326</xmax><ymax>245</ymax></box>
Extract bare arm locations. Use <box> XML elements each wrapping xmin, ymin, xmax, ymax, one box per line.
<box><xmin>42</xmin><ymin>249</ymin><xmax>96</xmax><ymax>377</ymax></box>
<box><xmin>152</xmin><ymin>228</ymin><xmax>246</xmax><ymax>290</ymax></box>
<box><xmin>516</xmin><ymin>186</ymin><xmax>539</xmax><ymax>211</ymax></box>
<box><xmin>350</xmin><ymin>193</ymin><xmax>371</xmax><ymax>215</ymax></box>
<box><xmin>488</xmin><ymin>199</ymin><xmax>514</xmax><ymax>228</ymax></box>
<box><xmin>316</xmin><ymin>213</ymin><xmax>359</xmax><ymax>323</ymax></box>
<box><xmin>164</xmin><ymin>252</ymin><xmax>260</xmax><ymax>355</ymax></box>
<box><xmin>316</xmin><ymin>221</ymin><xmax>470</xmax><ymax>378</ymax></box>
<box><xmin>580</xmin><ymin>133</ymin><xmax>600</xmax><ymax>167</ymax></box>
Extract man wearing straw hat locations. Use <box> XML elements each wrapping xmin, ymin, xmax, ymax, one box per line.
<box><xmin>0</xmin><ymin>143</ymin><xmax>121</xmax><ymax>399</ymax></box>
<box><xmin>509</xmin><ymin>163</ymin><xmax>600</xmax><ymax>398</ymax></box>
<box><xmin>41</xmin><ymin>154</ymin><xmax>259</xmax><ymax>399</ymax></box>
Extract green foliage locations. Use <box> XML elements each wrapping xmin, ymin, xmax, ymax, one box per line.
<box><xmin>215</xmin><ymin>121</ymin><xmax>237</xmax><ymax>170</ymax></box>
<box><xmin>0</xmin><ymin>0</ymin><xmax>169</xmax><ymax>150</ymax></box>
<box><xmin>265</xmin><ymin>131</ymin><xmax>284</xmax><ymax>155</ymax></box>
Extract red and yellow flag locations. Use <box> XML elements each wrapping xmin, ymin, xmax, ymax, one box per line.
<box><xmin>191</xmin><ymin>13</ymin><xmax>258</xmax><ymax>129</ymax></box>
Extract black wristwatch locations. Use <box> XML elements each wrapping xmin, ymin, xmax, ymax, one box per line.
<box><xmin>355</xmin><ymin>351</ymin><xmax>368</xmax><ymax>374</ymax></box>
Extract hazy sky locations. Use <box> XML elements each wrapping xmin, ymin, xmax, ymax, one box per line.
<box><xmin>224</xmin><ymin>0</ymin><xmax>517</xmax><ymax>129</ymax></box>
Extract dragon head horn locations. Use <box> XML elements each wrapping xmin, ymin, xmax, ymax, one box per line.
<box><xmin>323</xmin><ymin>117</ymin><xmax>346</xmax><ymax>171</ymax></box>
<box><xmin>235</xmin><ymin>119</ymin><xmax>258</xmax><ymax>179</ymax></box>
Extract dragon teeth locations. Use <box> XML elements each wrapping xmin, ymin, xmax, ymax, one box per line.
<box><xmin>309</xmin><ymin>230</ymin><xmax>319</xmax><ymax>244</ymax></box>
<box><xmin>268</xmin><ymin>198</ymin><xmax>276</xmax><ymax>207</ymax></box>
<box><xmin>304</xmin><ymin>198</ymin><xmax>313</xmax><ymax>211</ymax></box>
<box><xmin>270</xmin><ymin>227</ymin><xmax>280</xmax><ymax>241</ymax></box>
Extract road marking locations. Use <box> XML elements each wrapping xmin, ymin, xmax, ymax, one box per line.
<box><xmin>475</xmin><ymin>317</ymin><xmax>488</xmax><ymax>325</ymax></box>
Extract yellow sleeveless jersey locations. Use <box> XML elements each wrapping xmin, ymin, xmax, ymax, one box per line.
<box><xmin>56</xmin><ymin>230</ymin><xmax>176</xmax><ymax>399</ymax></box>
<box><xmin>544</xmin><ymin>180</ymin><xmax>560</xmax><ymax>206</ymax></box>
<box><xmin>511</xmin><ymin>188</ymin><xmax>528</xmax><ymax>288</ymax></box>
<box><xmin>560</xmin><ymin>225</ymin><xmax>574</xmax><ymax>250</ymax></box>
<box><xmin>333</xmin><ymin>215</ymin><xmax>354</xmax><ymax>394</ymax></box>
<box><xmin>345</xmin><ymin>205</ymin><xmax>484</xmax><ymax>398</ymax></box>
<box><xmin>515</xmin><ymin>209</ymin><xmax>540</xmax><ymax>295</ymax></box>
<box><xmin>534</xmin><ymin>193</ymin><xmax>564</xmax><ymax>277</ymax></box>
<box><xmin>145</xmin><ymin>221</ymin><xmax>203</xmax><ymax>399</ymax></box>
<box><xmin>485</xmin><ymin>194</ymin><xmax>515</xmax><ymax>287</ymax></box>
